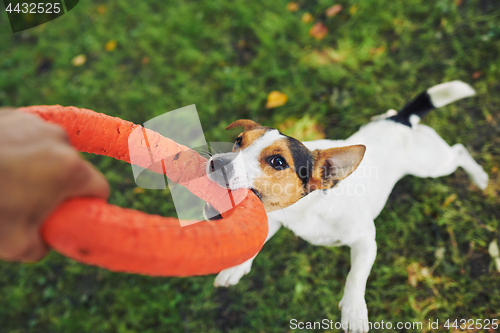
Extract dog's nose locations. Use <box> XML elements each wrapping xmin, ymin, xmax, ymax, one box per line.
<box><xmin>210</xmin><ymin>157</ymin><xmax>233</xmax><ymax>175</ymax></box>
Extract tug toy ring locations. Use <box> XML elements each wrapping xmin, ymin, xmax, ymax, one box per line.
<box><xmin>17</xmin><ymin>105</ymin><xmax>268</xmax><ymax>277</ymax></box>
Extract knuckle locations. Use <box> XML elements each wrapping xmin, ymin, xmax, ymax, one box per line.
<box><xmin>50</xmin><ymin>146</ymin><xmax>85</xmax><ymax>175</ymax></box>
<box><xmin>43</xmin><ymin>122</ymin><xmax>69</xmax><ymax>142</ymax></box>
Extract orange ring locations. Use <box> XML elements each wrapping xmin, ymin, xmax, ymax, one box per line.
<box><xmin>17</xmin><ymin>106</ymin><xmax>268</xmax><ymax>277</ymax></box>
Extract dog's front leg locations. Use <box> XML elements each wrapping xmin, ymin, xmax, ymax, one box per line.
<box><xmin>214</xmin><ymin>217</ymin><xmax>282</xmax><ymax>287</ymax></box>
<box><xmin>339</xmin><ymin>233</ymin><xmax>377</xmax><ymax>333</ymax></box>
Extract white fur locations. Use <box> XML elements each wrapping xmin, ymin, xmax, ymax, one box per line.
<box><xmin>207</xmin><ymin>129</ymin><xmax>284</xmax><ymax>189</ymax></box>
<box><xmin>212</xmin><ymin>82</ymin><xmax>487</xmax><ymax>333</ymax></box>
<box><xmin>427</xmin><ymin>80</ymin><xmax>476</xmax><ymax>108</ymax></box>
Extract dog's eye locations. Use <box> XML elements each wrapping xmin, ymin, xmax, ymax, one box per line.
<box><xmin>234</xmin><ymin>136</ymin><xmax>243</xmax><ymax>148</ymax></box>
<box><xmin>269</xmin><ymin>155</ymin><xmax>288</xmax><ymax>170</ymax></box>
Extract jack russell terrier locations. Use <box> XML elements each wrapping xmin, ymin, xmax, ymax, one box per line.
<box><xmin>205</xmin><ymin>81</ymin><xmax>488</xmax><ymax>333</ymax></box>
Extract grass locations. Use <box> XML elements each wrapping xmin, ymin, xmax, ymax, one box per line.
<box><xmin>1</xmin><ymin>0</ymin><xmax>499</xmax><ymax>332</ymax></box>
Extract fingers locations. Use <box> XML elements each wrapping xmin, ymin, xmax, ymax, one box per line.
<box><xmin>65</xmin><ymin>160</ymin><xmax>110</xmax><ymax>201</ymax></box>
<box><xmin>0</xmin><ymin>219</ymin><xmax>49</xmax><ymax>262</ymax></box>
<box><xmin>0</xmin><ymin>107</ymin><xmax>16</xmax><ymax>112</ymax></box>
<box><xmin>0</xmin><ymin>110</ymin><xmax>110</xmax><ymax>263</ymax></box>
<box><xmin>32</xmin><ymin>148</ymin><xmax>110</xmax><ymax>226</ymax></box>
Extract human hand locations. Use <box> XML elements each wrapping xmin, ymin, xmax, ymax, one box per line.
<box><xmin>0</xmin><ymin>108</ymin><xmax>110</xmax><ymax>262</ymax></box>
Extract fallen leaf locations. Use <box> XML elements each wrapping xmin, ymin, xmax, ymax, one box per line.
<box><xmin>407</xmin><ymin>263</ymin><xmax>418</xmax><ymax>287</ymax></box>
<box><xmin>71</xmin><ymin>54</ymin><xmax>86</xmax><ymax>66</ymax></box>
<box><xmin>369</xmin><ymin>46</ymin><xmax>385</xmax><ymax>56</ymax></box>
<box><xmin>435</xmin><ymin>247</ymin><xmax>445</xmax><ymax>260</ymax></box>
<box><xmin>491</xmin><ymin>166</ymin><xmax>498</xmax><ymax>173</ymax></box>
<box><xmin>302</xmin><ymin>13</ymin><xmax>313</xmax><ymax>23</ymax></box>
<box><xmin>486</xmin><ymin>114</ymin><xmax>493</xmax><ymax>122</ymax></box>
<box><xmin>309</xmin><ymin>22</ymin><xmax>328</xmax><ymax>40</ymax></box>
<box><xmin>488</xmin><ymin>240</ymin><xmax>500</xmax><ymax>273</ymax></box>
<box><xmin>133</xmin><ymin>187</ymin><xmax>145</xmax><ymax>194</ymax></box>
<box><xmin>277</xmin><ymin>115</ymin><xmax>325</xmax><ymax>141</ymax></box>
<box><xmin>349</xmin><ymin>4</ymin><xmax>358</xmax><ymax>15</ymax></box>
<box><xmin>455</xmin><ymin>0</ymin><xmax>463</xmax><ymax>5</ymax></box>
<box><xmin>391</xmin><ymin>41</ymin><xmax>399</xmax><ymax>51</ymax></box>
<box><xmin>308</xmin><ymin>50</ymin><xmax>332</xmax><ymax>65</ymax></box>
<box><xmin>304</xmin><ymin>48</ymin><xmax>346</xmax><ymax>66</ymax></box>
<box><xmin>97</xmin><ymin>5</ymin><xmax>106</xmax><ymax>14</ymax></box>
<box><xmin>326</xmin><ymin>4</ymin><xmax>343</xmax><ymax>17</ymax></box>
<box><xmin>287</xmin><ymin>2</ymin><xmax>299</xmax><ymax>11</ymax></box>
<box><xmin>472</xmin><ymin>71</ymin><xmax>482</xmax><ymax>79</ymax></box>
<box><xmin>442</xmin><ymin>193</ymin><xmax>457</xmax><ymax>208</ymax></box>
<box><xmin>141</xmin><ymin>56</ymin><xmax>149</xmax><ymax>64</ymax></box>
<box><xmin>105</xmin><ymin>40</ymin><xmax>117</xmax><ymax>52</ymax></box>
<box><xmin>266</xmin><ymin>91</ymin><xmax>288</xmax><ymax>109</ymax></box>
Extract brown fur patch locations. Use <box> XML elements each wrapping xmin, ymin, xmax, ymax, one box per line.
<box><xmin>226</xmin><ymin>119</ymin><xmax>261</xmax><ymax>132</ymax></box>
<box><xmin>233</xmin><ymin>128</ymin><xmax>269</xmax><ymax>151</ymax></box>
<box><xmin>307</xmin><ymin>145</ymin><xmax>365</xmax><ymax>192</ymax></box>
<box><xmin>252</xmin><ymin>139</ymin><xmax>305</xmax><ymax>212</ymax></box>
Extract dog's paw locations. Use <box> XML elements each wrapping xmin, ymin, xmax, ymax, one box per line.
<box><xmin>339</xmin><ymin>296</ymin><xmax>369</xmax><ymax>333</ymax></box>
<box><xmin>214</xmin><ymin>261</ymin><xmax>252</xmax><ymax>287</ymax></box>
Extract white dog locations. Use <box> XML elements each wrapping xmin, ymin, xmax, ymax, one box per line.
<box><xmin>205</xmin><ymin>81</ymin><xmax>488</xmax><ymax>332</ymax></box>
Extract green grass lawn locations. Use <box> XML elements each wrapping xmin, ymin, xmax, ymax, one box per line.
<box><xmin>1</xmin><ymin>0</ymin><xmax>499</xmax><ymax>332</ymax></box>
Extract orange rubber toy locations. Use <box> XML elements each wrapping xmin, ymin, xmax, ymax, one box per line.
<box><xmin>17</xmin><ymin>105</ymin><xmax>268</xmax><ymax>277</ymax></box>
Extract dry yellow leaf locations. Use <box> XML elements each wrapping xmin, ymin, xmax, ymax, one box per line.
<box><xmin>287</xmin><ymin>2</ymin><xmax>299</xmax><ymax>11</ymax></box>
<box><xmin>370</xmin><ymin>46</ymin><xmax>386</xmax><ymax>56</ymax></box>
<box><xmin>105</xmin><ymin>40</ymin><xmax>117</xmax><ymax>52</ymax></box>
<box><xmin>407</xmin><ymin>263</ymin><xmax>418</xmax><ymax>287</ymax></box>
<box><xmin>277</xmin><ymin>115</ymin><xmax>325</xmax><ymax>141</ymax></box>
<box><xmin>349</xmin><ymin>4</ymin><xmax>358</xmax><ymax>15</ymax></box>
<box><xmin>266</xmin><ymin>91</ymin><xmax>288</xmax><ymax>109</ymax></box>
<box><xmin>442</xmin><ymin>193</ymin><xmax>457</xmax><ymax>208</ymax></box>
<box><xmin>309</xmin><ymin>22</ymin><xmax>328</xmax><ymax>40</ymax></box>
<box><xmin>97</xmin><ymin>5</ymin><xmax>106</xmax><ymax>14</ymax></box>
<box><xmin>302</xmin><ymin>13</ymin><xmax>313</xmax><ymax>23</ymax></box>
<box><xmin>71</xmin><ymin>54</ymin><xmax>86</xmax><ymax>66</ymax></box>
<box><xmin>133</xmin><ymin>187</ymin><xmax>145</xmax><ymax>194</ymax></box>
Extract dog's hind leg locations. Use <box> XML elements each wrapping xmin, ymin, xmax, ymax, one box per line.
<box><xmin>214</xmin><ymin>217</ymin><xmax>282</xmax><ymax>287</ymax></box>
<box><xmin>448</xmin><ymin>143</ymin><xmax>489</xmax><ymax>189</ymax></box>
<box><xmin>405</xmin><ymin>125</ymin><xmax>488</xmax><ymax>189</ymax></box>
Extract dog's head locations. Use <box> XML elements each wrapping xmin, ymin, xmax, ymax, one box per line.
<box><xmin>207</xmin><ymin>119</ymin><xmax>365</xmax><ymax>213</ymax></box>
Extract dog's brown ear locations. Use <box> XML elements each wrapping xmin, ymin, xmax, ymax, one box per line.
<box><xmin>307</xmin><ymin>145</ymin><xmax>366</xmax><ymax>192</ymax></box>
<box><xmin>226</xmin><ymin>119</ymin><xmax>261</xmax><ymax>132</ymax></box>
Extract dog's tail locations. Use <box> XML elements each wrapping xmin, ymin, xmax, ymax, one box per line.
<box><xmin>388</xmin><ymin>81</ymin><xmax>476</xmax><ymax>127</ymax></box>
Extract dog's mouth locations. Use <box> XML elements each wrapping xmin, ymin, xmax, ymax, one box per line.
<box><xmin>204</xmin><ymin>188</ymin><xmax>262</xmax><ymax>221</ymax></box>
<box><xmin>207</xmin><ymin>160</ymin><xmax>231</xmax><ymax>188</ymax></box>
<box><xmin>251</xmin><ymin>188</ymin><xmax>262</xmax><ymax>201</ymax></box>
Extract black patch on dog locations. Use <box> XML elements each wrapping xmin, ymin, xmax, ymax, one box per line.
<box><xmin>389</xmin><ymin>91</ymin><xmax>435</xmax><ymax>127</ymax></box>
<box><xmin>251</xmin><ymin>188</ymin><xmax>263</xmax><ymax>201</ymax></box>
<box><xmin>285</xmin><ymin>136</ymin><xmax>313</xmax><ymax>187</ymax></box>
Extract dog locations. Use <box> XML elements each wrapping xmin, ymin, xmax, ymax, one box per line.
<box><xmin>205</xmin><ymin>81</ymin><xmax>488</xmax><ymax>332</ymax></box>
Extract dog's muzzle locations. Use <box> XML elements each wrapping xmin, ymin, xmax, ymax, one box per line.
<box><xmin>207</xmin><ymin>154</ymin><xmax>237</xmax><ymax>188</ymax></box>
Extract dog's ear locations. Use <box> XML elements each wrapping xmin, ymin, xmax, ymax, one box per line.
<box><xmin>226</xmin><ymin>119</ymin><xmax>261</xmax><ymax>132</ymax></box>
<box><xmin>307</xmin><ymin>145</ymin><xmax>366</xmax><ymax>192</ymax></box>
